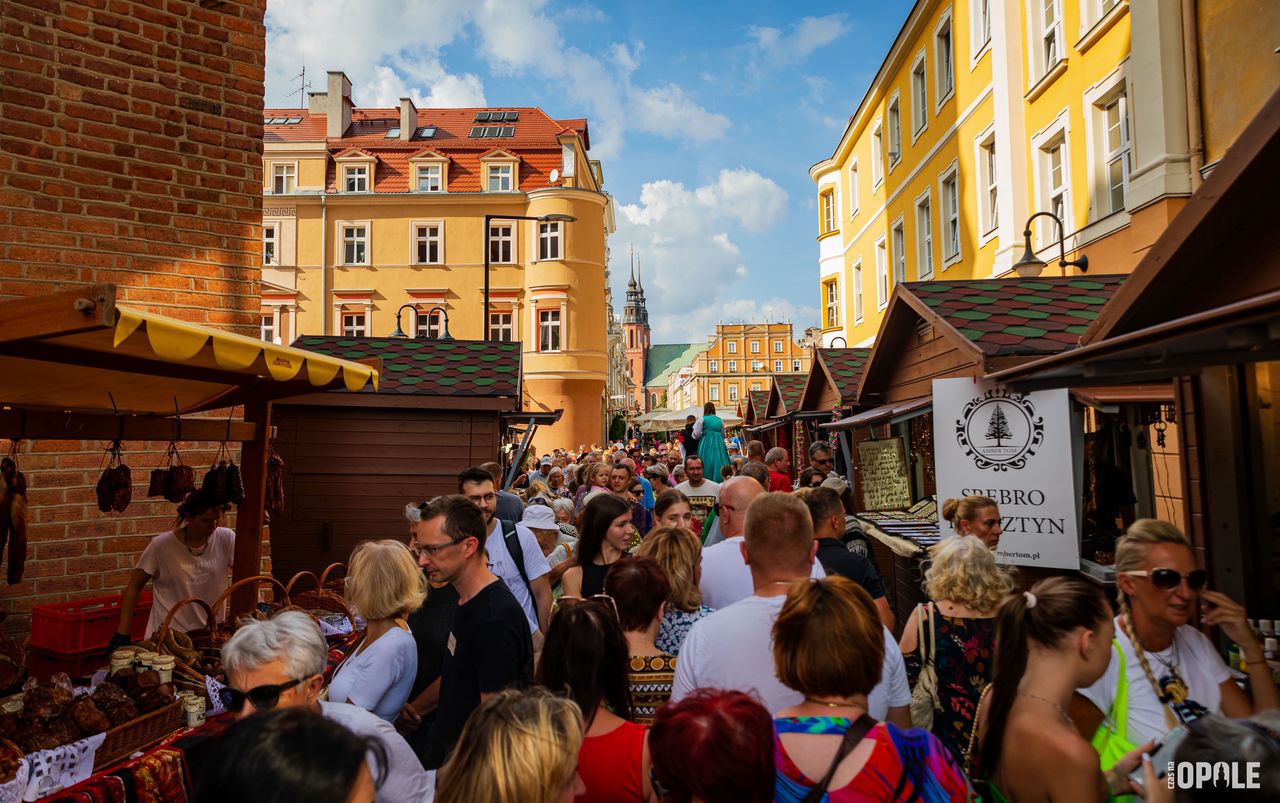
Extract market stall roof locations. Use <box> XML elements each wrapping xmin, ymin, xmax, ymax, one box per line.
<box><xmin>740</xmin><ymin>389</ymin><xmax>770</xmax><ymax>424</ymax></box>
<box><xmin>796</xmin><ymin>348</ymin><xmax>872</xmax><ymax>414</ymax></box>
<box><xmin>292</xmin><ymin>336</ymin><xmax>519</xmax><ymax>397</ymax></box>
<box><xmin>989</xmin><ymin>87</ymin><xmax>1280</xmax><ymax>391</ymax></box>
<box><xmin>821</xmin><ymin>398</ymin><xmax>932</xmax><ymax>431</ymax></box>
<box><xmin>0</xmin><ymin>285</ymin><xmax>378</xmax><ymax>417</ymax></box>
<box><xmin>640</xmin><ymin>405</ymin><xmax>743</xmax><ymax>433</ymax></box>
<box><xmin>765</xmin><ymin>373</ymin><xmax>810</xmax><ymax>419</ymax></box>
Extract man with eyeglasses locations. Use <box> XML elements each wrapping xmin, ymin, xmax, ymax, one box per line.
<box><xmin>414</xmin><ymin>494</ymin><xmax>533</xmax><ymax>770</ymax></box>
<box><xmin>807</xmin><ymin>442</ymin><xmax>837</xmax><ymax>478</ymax></box>
<box><xmin>221</xmin><ymin>611</ymin><xmax>435</xmax><ymax>802</ymax></box>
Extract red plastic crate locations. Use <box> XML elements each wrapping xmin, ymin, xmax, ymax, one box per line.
<box><xmin>27</xmin><ymin>646</ymin><xmax>111</xmax><ymax>681</ymax></box>
<box><xmin>29</xmin><ymin>592</ymin><xmax>153</xmax><ymax>654</ymax></box>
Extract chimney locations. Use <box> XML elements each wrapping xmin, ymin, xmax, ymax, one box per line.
<box><xmin>399</xmin><ymin>98</ymin><xmax>416</xmax><ymax>141</ymax></box>
<box><xmin>326</xmin><ymin>71</ymin><xmax>352</xmax><ymax>139</ymax></box>
<box><xmin>307</xmin><ymin>90</ymin><xmax>327</xmax><ymax>115</ymax></box>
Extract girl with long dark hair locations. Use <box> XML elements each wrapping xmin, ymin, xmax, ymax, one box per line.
<box><xmin>561</xmin><ymin>492</ymin><xmax>632</xmax><ymax>598</ymax></box>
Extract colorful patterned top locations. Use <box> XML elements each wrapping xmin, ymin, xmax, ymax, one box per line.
<box><xmin>655</xmin><ymin>605</ymin><xmax>715</xmax><ymax>656</ymax></box>
<box><xmin>628</xmin><ymin>654</ymin><xmax>678</xmax><ymax>725</ymax></box>
<box><xmin>903</xmin><ymin>611</ymin><xmax>997</xmax><ymax>763</ymax></box>
<box><xmin>774</xmin><ymin>717</ymin><xmax>974</xmax><ymax>802</ymax></box>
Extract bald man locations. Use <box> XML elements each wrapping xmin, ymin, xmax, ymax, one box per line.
<box><xmin>698</xmin><ymin>477</ymin><xmax>825</xmax><ymax>609</ymax></box>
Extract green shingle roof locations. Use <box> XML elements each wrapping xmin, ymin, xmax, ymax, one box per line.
<box><xmin>816</xmin><ymin>348</ymin><xmax>872</xmax><ymax>405</ymax></box>
<box><xmin>771</xmin><ymin>374</ymin><xmax>809</xmax><ymax>415</ymax></box>
<box><xmin>643</xmin><ymin>342</ymin><xmax>702</xmax><ymax>387</ymax></box>
<box><xmin>906</xmin><ymin>276</ymin><xmax>1127</xmax><ymax>357</ymax></box>
<box><xmin>292</xmin><ymin>336</ymin><xmax>520</xmax><ymax>396</ymax></box>
<box><xmin>745</xmin><ymin>389</ymin><xmax>770</xmax><ymax>419</ymax></box>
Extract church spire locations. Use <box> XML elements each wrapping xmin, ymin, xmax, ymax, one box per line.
<box><xmin>628</xmin><ymin>245</ymin><xmax>637</xmax><ymax>289</ymax></box>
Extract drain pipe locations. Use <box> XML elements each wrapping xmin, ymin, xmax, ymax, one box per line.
<box><xmin>319</xmin><ymin>194</ymin><xmax>328</xmax><ymax>335</ymax></box>
<box><xmin>1181</xmin><ymin>0</ymin><xmax>1205</xmax><ymax>190</ymax></box>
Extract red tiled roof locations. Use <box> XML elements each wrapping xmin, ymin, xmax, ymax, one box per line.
<box><xmin>264</xmin><ymin>107</ymin><xmax>585</xmax><ymax>194</ymax></box>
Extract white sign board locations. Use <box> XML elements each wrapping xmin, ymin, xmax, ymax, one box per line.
<box><xmin>933</xmin><ymin>377</ymin><xmax>1079</xmax><ymax>569</ymax></box>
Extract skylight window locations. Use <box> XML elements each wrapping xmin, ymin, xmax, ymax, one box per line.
<box><xmin>474</xmin><ymin>112</ymin><xmax>492</xmax><ymax>122</ymax></box>
<box><xmin>416</xmin><ymin>127</ymin><xmax>437</xmax><ymax>139</ymax></box>
<box><xmin>286</xmin><ymin>117</ymin><xmax>302</xmax><ymax>124</ymax></box>
<box><xmin>474</xmin><ymin>111</ymin><xmax>519</xmax><ymax>124</ymax></box>
<box><xmin>265</xmin><ymin>117</ymin><xmax>303</xmax><ymax>125</ymax></box>
<box><xmin>385</xmin><ymin>127</ymin><xmax>400</xmax><ymax>138</ymax></box>
<box><xmin>468</xmin><ymin>126</ymin><xmax>515</xmax><ymax>138</ymax></box>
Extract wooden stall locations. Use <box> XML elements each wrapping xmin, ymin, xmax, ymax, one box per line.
<box><xmin>268</xmin><ymin>337</ymin><xmax>521</xmax><ymax>580</ymax></box>
<box><xmin>794</xmin><ymin>349</ymin><xmax>871</xmax><ymax>474</ymax></box>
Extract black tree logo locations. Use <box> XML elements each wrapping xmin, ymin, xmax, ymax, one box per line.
<box><xmin>986</xmin><ymin>405</ymin><xmax>1013</xmax><ymax>447</ymax></box>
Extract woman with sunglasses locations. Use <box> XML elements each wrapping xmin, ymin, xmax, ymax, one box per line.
<box><xmin>1074</xmin><ymin>519</ymin><xmax>1278</xmax><ymax>765</ymax></box>
<box><xmin>561</xmin><ymin>493</ymin><xmax>633</xmax><ymax>599</ymax></box>
<box><xmin>537</xmin><ymin>600</ymin><xmax>651</xmax><ymax>802</ymax></box>
<box><xmin>220</xmin><ymin>611</ymin><xmax>434</xmax><ymax>802</ymax></box>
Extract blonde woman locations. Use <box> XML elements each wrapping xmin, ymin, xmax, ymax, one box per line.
<box><xmin>941</xmin><ymin>495</ymin><xmax>1002</xmax><ymax>550</ymax></box>
<box><xmin>635</xmin><ymin>526</ymin><xmax>713</xmax><ymax>656</ymax></box>
<box><xmin>329</xmin><ymin>539</ymin><xmax>427</xmax><ymax>721</ymax></box>
<box><xmin>898</xmin><ymin>535</ymin><xmax>1013</xmax><ymax>761</ymax></box>
<box><xmin>436</xmin><ymin>688</ymin><xmax>585</xmax><ymax>803</ymax></box>
<box><xmin>1073</xmin><ymin>519</ymin><xmax>1278</xmax><ymax>763</ymax></box>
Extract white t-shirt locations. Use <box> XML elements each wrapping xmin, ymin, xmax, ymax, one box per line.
<box><xmin>137</xmin><ymin>527</ymin><xmax>235</xmax><ymax>637</ymax></box>
<box><xmin>671</xmin><ymin>593</ymin><xmax>910</xmax><ymax>718</ymax></box>
<box><xmin>1079</xmin><ymin>618</ymin><xmax>1231</xmax><ymax>745</ymax></box>
<box><xmin>320</xmin><ymin>701</ymin><xmax>435</xmax><ymax>802</ymax></box>
<box><xmin>698</xmin><ymin>537</ymin><xmax>825</xmax><ymax>611</ymax></box>
<box><xmin>328</xmin><ymin>627</ymin><xmax>418</xmax><ymax>722</ymax></box>
<box><xmin>487</xmin><ymin>519</ymin><xmax>551</xmax><ymax>633</ymax></box>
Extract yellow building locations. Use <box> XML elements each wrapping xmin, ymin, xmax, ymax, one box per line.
<box><xmin>667</xmin><ymin>323</ymin><xmax>812</xmax><ymax>410</ymax></box>
<box><xmin>259</xmin><ymin>72</ymin><xmax>614</xmax><ymax>448</ymax></box>
<box><xmin>811</xmin><ymin>0</ymin><xmax>1201</xmax><ymax>347</ymax></box>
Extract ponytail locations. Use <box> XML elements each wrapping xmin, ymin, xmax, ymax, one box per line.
<box><xmin>981</xmin><ymin>577</ymin><xmax>1110</xmax><ymax>776</ymax></box>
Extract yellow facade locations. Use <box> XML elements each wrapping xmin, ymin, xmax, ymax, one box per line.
<box><xmin>667</xmin><ymin>323</ymin><xmax>811</xmax><ymax>410</ymax></box>
<box><xmin>259</xmin><ymin>74</ymin><xmax>614</xmax><ymax>449</ymax></box>
<box><xmin>812</xmin><ymin>0</ymin><xmax>1202</xmax><ymax>348</ymax></box>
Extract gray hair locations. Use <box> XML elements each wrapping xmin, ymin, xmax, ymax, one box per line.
<box><xmin>765</xmin><ymin>447</ymin><xmax>788</xmax><ymax>465</ymax></box>
<box><xmin>551</xmin><ymin>497</ymin><xmax>575</xmax><ymax>517</ymax></box>
<box><xmin>222</xmin><ymin>610</ymin><xmax>329</xmax><ymax>681</ymax></box>
<box><xmin>404</xmin><ymin>502</ymin><xmax>422</xmax><ymax>523</ymax></box>
<box><xmin>807</xmin><ymin>441</ymin><xmax>833</xmax><ymax>459</ymax></box>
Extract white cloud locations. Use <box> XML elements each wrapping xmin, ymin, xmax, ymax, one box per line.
<box><xmin>746</xmin><ymin>14</ymin><xmax>851</xmax><ymax>69</ymax></box>
<box><xmin>629</xmin><ymin>85</ymin><xmax>731</xmax><ymax>142</ymax></box>
<box><xmin>613</xmin><ymin>169</ymin><xmax>808</xmax><ymax>341</ymax></box>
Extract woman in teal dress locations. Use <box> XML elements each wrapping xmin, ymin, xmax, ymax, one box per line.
<box><xmin>694</xmin><ymin>403</ymin><xmax>731</xmax><ymax>484</ymax></box>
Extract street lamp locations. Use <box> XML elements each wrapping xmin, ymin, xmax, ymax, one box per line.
<box><xmin>390</xmin><ymin>303</ymin><xmax>453</xmax><ymax>341</ymax></box>
<box><xmin>1012</xmin><ymin>211</ymin><xmax>1089</xmax><ymax>277</ymax></box>
<box><xmin>482</xmin><ymin>213</ymin><xmax>577</xmax><ymax>340</ymax></box>
<box><xmin>828</xmin><ymin>336</ymin><xmax>848</xmax><ymax>348</ymax></box>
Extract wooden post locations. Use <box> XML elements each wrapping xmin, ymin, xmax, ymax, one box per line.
<box><xmin>231</xmin><ymin>398</ymin><xmax>272</xmax><ymax>615</ymax></box>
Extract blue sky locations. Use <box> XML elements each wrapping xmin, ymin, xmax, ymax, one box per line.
<box><xmin>264</xmin><ymin>0</ymin><xmax>913</xmax><ymax>343</ymax></box>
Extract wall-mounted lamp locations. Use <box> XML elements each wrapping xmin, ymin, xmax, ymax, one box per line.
<box><xmin>390</xmin><ymin>303</ymin><xmax>453</xmax><ymax>341</ymax></box>
<box><xmin>1012</xmin><ymin>212</ymin><xmax>1089</xmax><ymax>277</ymax></box>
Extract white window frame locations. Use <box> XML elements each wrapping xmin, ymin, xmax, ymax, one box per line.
<box><xmin>338</xmin><ymin>222</ymin><xmax>370</xmax><ymax>266</ymax></box>
<box><xmin>727</xmin><ymin>341</ymin><xmax>737</xmax><ymax>354</ymax></box>
<box><xmin>415</xmin><ymin>164</ymin><xmax>442</xmax><ymax>193</ymax></box>
<box><xmin>891</xmin><ymin>215</ymin><xmax>907</xmax><ymax>287</ymax></box>
<box><xmin>342</xmin><ymin>164</ymin><xmax>369</xmax><ymax>193</ymax></box>
<box><xmin>415</xmin><ymin>308</ymin><xmax>445</xmax><ymax>339</ymax></box>
<box><xmin>709</xmin><ymin>385</ymin><xmax>719</xmax><ymax>402</ymax></box>
<box><xmin>488</xmin><ymin>220</ymin><xmax>515</xmax><ymax>264</ymax></box>
<box><xmin>974</xmin><ymin>125</ymin><xmax>999</xmax><ymax>241</ymax></box>
<box><xmin>727</xmin><ymin>384</ymin><xmax>739</xmax><ymax>402</ymax></box>
<box><xmin>411</xmin><ymin>221</ymin><xmax>443</xmax><ymax>265</ymax></box>
<box><xmin>750</xmin><ymin>340</ymin><xmax>760</xmax><ymax>354</ymax></box>
<box><xmin>728</xmin><ymin>359</ymin><xmax>737</xmax><ymax>372</ymax></box>
<box><xmin>910</xmin><ymin>50</ymin><xmax>928</xmax><ymax>140</ymax></box>
<box><xmin>487</xmin><ymin>163</ymin><xmax>513</xmax><ymax>192</ymax></box>
<box><xmin>874</xmin><ymin>235</ymin><xmax>889</xmax><ymax>311</ymax></box>
<box><xmin>933</xmin><ymin>8</ymin><xmax>955</xmax><ymax>111</ymax></box>
<box><xmin>1031</xmin><ymin>0</ymin><xmax>1065</xmax><ymax>83</ymax></box>
<box><xmin>848</xmin><ymin>158</ymin><xmax>859</xmax><ymax>217</ymax></box>
<box><xmin>259</xmin><ymin>313</ymin><xmax>275</xmax><ymax>343</ymax></box>
<box><xmin>270</xmin><ymin>162</ymin><xmax>296</xmax><ymax>195</ymax></box>
<box><xmin>773</xmin><ymin>340</ymin><xmax>783</xmax><ymax>353</ymax></box>
<box><xmin>341</xmin><ymin>311</ymin><xmax>366</xmax><ymax>337</ymax></box>
<box><xmin>1084</xmin><ymin>67</ymin><xmax>1134</xmax><ymax>223</ymax></box>
<box><xmin>887</xmin><ymin>91</ymin><xmax>902</xmax><ymax>170</ymax></box>
<box><xmin>820</xmin><ymin>188</ymin><xmax>836</xmax><ymax>234</ymax></box>
<box><xmin>488</xmin><ymin>310</ymin><xmax>514</xmax><ymax>342</ymax></box>
<box><xmin>971</xmin><ymin>0</ymin><xmax>992</xmax><ymax>64</ymax></box>
<box><xmin>792</xmin><ymin>359</ymin><xmax>801</xmax><ymax>371</ymax></box>
<box><xmin>409</xmin><ymin>153</ymin><xmax>449</xmax><ymax>193</ymax></box>
<box><xmin>871</xmin><ymin>121</ymin><xmax>884</xmax><ymax>188</ymax></box>
<box><xmin>852</xmin><ymin>260</ymin><xmax>864</xmax><ymax>323</ymax></box>
<box><xmin>537</xmin><ymin>221</ymin><xmax>562</xmax><ymax>261</ymax></box>
<box><xmin>1101</xmin><ymin>93</ymin><xmax>1130</xmax><ymax>217</ymax></box>
<box><xmin>1031</xmin><ymin>111</ymin><xmax>1073</xmax><ymax>249</ymax></box>
<box><xmin>938</xmin><ymin>161</ymin><xmax>962</xmax><ymax>267</ymax></box>
<box><xmin>915</xmin><ymin>189</ymin><xmax>935</xmax><ymax>280</ymax></box>
<box><xmin>709</xmin><ymin>359</ymin><xmax>719</xmax><ymax>372</ymax></box>
<box><xmin>262</xmin><ymin>223</ymin><xmax>277</xmax><ymax>266</ymax></box>
<box><xmin>751</xmin><ymin>360</ymin><xmax>763</xmax><ymax>372</ymax></box>
<box><xmin>773</xmin><ymin>359</ymin><xmax>783</xmax><ymax>372</ymax></box>
<box><xmin>824</xmin><ymin>278</ymin><xmax>840</xmax><ymax>329</ymax></box>
<box><xmin>538</xmin><ymin>308</ymin><xmax>562</xmax><ymax>351</ymax></box>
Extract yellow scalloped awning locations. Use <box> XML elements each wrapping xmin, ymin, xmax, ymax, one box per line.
<box><xmin>0</xmin><ymin>302</ymin><xmax>378</xmax><ymax>415</ymax></box>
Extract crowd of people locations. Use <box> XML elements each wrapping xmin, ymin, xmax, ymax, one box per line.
<box><xmin>152</xmin><ymin>423</ymin><xmax>1277</xmax><ymax>802</ymax></box>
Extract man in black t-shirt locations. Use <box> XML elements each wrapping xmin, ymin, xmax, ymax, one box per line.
<box><xmin>413</xmin><ymin>495</ymin><xmax>533</xmax><ymax>770</ymax></box>
<box><xmin>802</xmin><ymin>488</ymin><xmax>895</xmax><ymax>630</ymax></box>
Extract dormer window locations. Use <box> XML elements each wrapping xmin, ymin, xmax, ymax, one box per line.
<box><xmin>417</xmin><ymin>165</ymin><xmax>441</xmax><ymax>192</ymax></box>
<box><xmin>487</xmin><ymin>164</ymin><xmax>513</xmax><ymax>192</ymax></box>
<box><xmin>480</xmin><ymin>151</ymin><xmax>520</xmax><ymax>193</ymax></box>
<box><xmin>344</xmin><ymin>165</ymin><xmax>368</xmax><ymax>193</ymax></box>
<box><xmin>409</xmin><ymin>151</ymin><xmax>449</xmax><ymax>194</ymax></box>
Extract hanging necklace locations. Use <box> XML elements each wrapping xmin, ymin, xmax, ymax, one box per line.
<box><xmin>1018</xmin><ymin>691</ymin><xmax>1074</xmax><ymax>726</ymax></box>
<box><xmin>804</xmin><ymin>697</ymin><xmax>864</xmax><ymax>710</ymax></box>
<box><xmin>180</xmin><ymin>528</ymin><xmax>209</xmax><ymax>557</ymax></box>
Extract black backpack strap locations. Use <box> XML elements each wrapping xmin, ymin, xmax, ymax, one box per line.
<box><xmin>800</xmin><ymin>714</ymin><xmax>877</xmax><ymax>803</ymax></box>
<box><xmin>500</xmin><ymin>518</ymin><xmax>531</xmax><ymax>590</ymax></box>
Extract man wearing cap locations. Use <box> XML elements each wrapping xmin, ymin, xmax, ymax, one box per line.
<box><xmin>536</xmin><ymin>457</ymin><xmax>553</xmax><ymax>482</ymax></box>
<box><xmin>519</xmin><ymin>503</ymin><xmax>575</xmax><ymax>586</ymax></box>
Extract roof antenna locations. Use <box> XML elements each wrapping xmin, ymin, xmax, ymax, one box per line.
<box><xmin>288</xmin><ymin>66</ymin><xmax>313</xmax><ymax>109</ymax></box>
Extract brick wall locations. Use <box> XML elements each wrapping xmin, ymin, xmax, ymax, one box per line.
<box><xmin>0</xmin><ymin>0</ymin><xmax>267</xmax><ymax>641</ymax></box>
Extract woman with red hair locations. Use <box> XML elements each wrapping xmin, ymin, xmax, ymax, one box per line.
<box><xmin>648</xmin><ymin>688</ymin><xmax>774</xmax><ymax>803</ymax></box>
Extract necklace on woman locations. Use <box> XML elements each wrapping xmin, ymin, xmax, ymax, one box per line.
<box><xmin>1018</xmin><ymin>691</ymin><xmax>1074</xmax><ymax>725</ymax></box>
<box><xmin>180</xmin><ymin>529</ymin><xmax>208</xmax><ymax>557</ymax></box>
<box><xmin>804</xmin><ymin>697</ymin><xmax>864</xmax><ymax>710</ymax></box>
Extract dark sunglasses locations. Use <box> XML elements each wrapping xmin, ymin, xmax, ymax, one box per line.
<box><xmin>812</xmin><ymin>457</ymin><xmax>834</xmax><ymax>466</ymax></box>
<box><xmin>218</xmin><ymin>677</ymin><xmax>306</xmax><ymax>713</ymax></box>
<box><xmin>1122</xmin><ymin>568</ymin><xmax>1207</xmax><ymax>591</ymax></box>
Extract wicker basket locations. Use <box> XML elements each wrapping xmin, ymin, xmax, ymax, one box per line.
<box><xmin>91</xmin><ymin>699</ymin><xmax>183</xmax><ymax>772</ymax></box>
<box><xmin>0</xmin><ymin>639</ymin><xmax>25</xmax><ymax>692</ymax></box>
<box><xmin>320</xmin><ymin>563</ymin><xmax>346</xmax><ymax>595</ymax></box>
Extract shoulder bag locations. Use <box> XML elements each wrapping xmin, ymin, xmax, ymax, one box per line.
<box><xmin>909</xmin><ymin>602</ymin><xmax>942</xmax><ymax>729</ymax></box>
<box><xmin>800</xmin><ymin>714</ymin><xmax>877</xmax><ymax>803</ymax></box>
